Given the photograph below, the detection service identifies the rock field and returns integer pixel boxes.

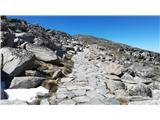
[0,16,160,105]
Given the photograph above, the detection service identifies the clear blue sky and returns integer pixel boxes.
[8,16,160,52]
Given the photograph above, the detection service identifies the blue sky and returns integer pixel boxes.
[8,16,160,52]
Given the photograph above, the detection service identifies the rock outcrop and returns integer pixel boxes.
[0,47,34,76]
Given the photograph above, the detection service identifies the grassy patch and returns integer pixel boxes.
[117,98,129,105]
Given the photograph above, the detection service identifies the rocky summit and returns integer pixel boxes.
[0,16,160,105]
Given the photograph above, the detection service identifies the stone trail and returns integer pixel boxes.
[53,47,120,105]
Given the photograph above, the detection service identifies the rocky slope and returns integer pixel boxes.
[0,16,160,105]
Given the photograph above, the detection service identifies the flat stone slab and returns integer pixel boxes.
[72,96,91,103]
[129,100,160,105]
[0,100,28,105]
[105,75,121,81]
[66,86,94,91]
[58,99,76,105]
[72,89,86,96]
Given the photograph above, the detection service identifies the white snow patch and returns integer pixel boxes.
[5,86,48,102]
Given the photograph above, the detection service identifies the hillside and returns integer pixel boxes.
[0,16,160,105]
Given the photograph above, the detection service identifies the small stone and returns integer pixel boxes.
[58,99,76,105]
[152,90,160,100]
[105,79,125,92]
[103,98,120,105]
[72,96,91,103]
[96,85,109,96]
[72,89,86,96]
[40,99,49,105]
[61,77,74,83]
[134,76,152,84]
[87,98,104,105]
[0,100,28,105]
[48,95,56,105]
[121,73,135,84]
[105,75,121,81]
[66,86,94,91]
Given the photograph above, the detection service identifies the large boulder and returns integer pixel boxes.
[126,83,152,97]
[9,76,46,89]
[105,79,125,92]
[129,63,154,77]
[121,73,135,84]
[0,32,15,47]
[21,43,58,62]
[105,63,124,75]
[15,32,34,43]
[0,47,34,76]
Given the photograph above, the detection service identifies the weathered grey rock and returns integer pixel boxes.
[114,89,127,97]
[48,95,56,105]
[0,89,8,99]
[72,89,86,96]
[133,76,152,84]
[21,43,58,62]
[148,81,160,90]
[60,77,74,83]
[25,70,44,77]
[1,32,15,47]
[152,90,160,100]
[129,63,154,77]
[86,98,105,105]
[56,90,75,99]
[121,73,135,84]
[15,32,34,43]
[86,90,105,99]
[103,98,120,105]
[72,96,91,103]
[0,47,34,76]
[86,90,99,98]
[0,99,28,105]
[129,100,160,105]
[126,83,152,97]
[40,99,49,105]
[96,85,109,96]
[9,76,45,89]
[105,75,121,81]
[58,99,76,105]
[28,98,41,105]
[52,69,64,79]
[105,79,125,92]
[122,96,152,102]
[66,85,94,91]
[105,63,123,75]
